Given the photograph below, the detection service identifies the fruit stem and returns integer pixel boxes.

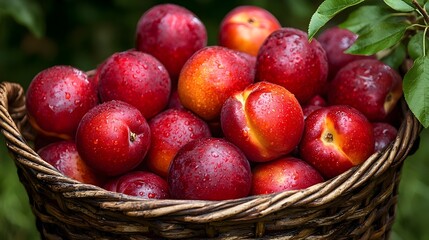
[130,132,137,142]
[413,0,429,25]
[324,133,334,143]
[423,27,428,57]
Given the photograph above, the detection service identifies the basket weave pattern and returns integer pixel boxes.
[0,81,422,239]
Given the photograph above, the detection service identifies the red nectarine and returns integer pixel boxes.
[76,100,151,177]
[221,81,304,162]
[299,105,375,179]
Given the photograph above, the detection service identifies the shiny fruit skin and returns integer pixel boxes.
[255,27,328,104]
[146,108,211,178]
[317,26,375,81]
[38,141,103,186]
[251,157,324,195]
[178,46,255,121]
[221,81,304,162]
[299,105,375,179]
[373,122,398,152]
[327,59,403,122]
[98,50,171,119]
[76,100,151,177]
[168,137,252,200]
[26,65,98,140]
[135,3,207,82]
[114,171,170,199]
[219,5,281,56]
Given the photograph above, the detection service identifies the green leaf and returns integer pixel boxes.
[308,0,365,40]
[384,0,415,12]
[408,31,429,60]
[403,56,429,128]
[345,19,408,55]
[382,43,407,69]
[0,0,45,38]
[340,5,391,33]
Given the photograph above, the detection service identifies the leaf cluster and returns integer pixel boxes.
[309,0,429,128]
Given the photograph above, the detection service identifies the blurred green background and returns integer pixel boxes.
[0,0,428,239]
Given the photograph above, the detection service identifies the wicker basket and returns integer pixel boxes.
[0,80,422,239]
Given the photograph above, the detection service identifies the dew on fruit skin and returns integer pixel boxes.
[202,174,209,182]
[211,151,219,158]
[148,193,156,198]
[217,62,224,69]
[241,129,249,138]
[93,139,99,145]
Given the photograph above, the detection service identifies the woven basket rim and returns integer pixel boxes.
[0,80,423,224]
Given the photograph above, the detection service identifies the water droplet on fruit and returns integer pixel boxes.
[94,139,99,145]
[202,174,209,182]
[142,64,148,69]
[148,193,156,198]
[211,151,219,158]
[241,129,249,138]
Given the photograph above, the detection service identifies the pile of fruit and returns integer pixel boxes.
[26,4,402,201]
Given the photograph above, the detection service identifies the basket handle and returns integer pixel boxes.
[0,81,60,172]
[0,82,28,134]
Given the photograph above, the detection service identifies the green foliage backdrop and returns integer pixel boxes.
[0,0,428,239]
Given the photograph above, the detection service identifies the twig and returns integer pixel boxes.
[413,0,429,24]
